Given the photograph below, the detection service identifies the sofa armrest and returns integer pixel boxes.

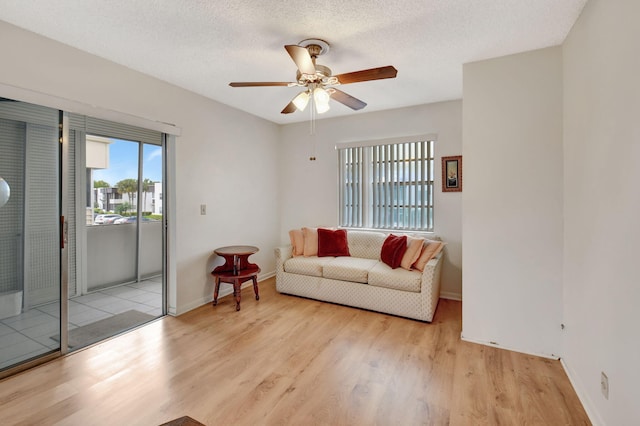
[274,245,293,274]
[419,251,444,321]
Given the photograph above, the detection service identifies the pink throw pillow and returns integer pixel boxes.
[302,227,318,257]
[401,236,425,270]
[289,229,304,257]
[412,240,444,271]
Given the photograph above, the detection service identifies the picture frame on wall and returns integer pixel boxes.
[442,155,462,192]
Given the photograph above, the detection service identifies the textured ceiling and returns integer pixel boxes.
[0,0,587,124]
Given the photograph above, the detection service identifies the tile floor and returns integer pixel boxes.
[0,277,163,371]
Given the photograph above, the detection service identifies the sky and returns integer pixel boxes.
[93,139,162,187]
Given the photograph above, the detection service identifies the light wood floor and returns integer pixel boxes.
[0,278,590,425]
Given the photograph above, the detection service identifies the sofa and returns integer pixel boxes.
[274,228,444,322]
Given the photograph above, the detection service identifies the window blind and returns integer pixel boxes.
[338,138,434,232]
[68,114,162,146]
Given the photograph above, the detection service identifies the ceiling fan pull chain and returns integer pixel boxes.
[309,100,317,161]
[309,94,315,136]
[310,129,317,161]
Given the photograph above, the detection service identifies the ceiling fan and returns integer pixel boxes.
[229,39,397,115]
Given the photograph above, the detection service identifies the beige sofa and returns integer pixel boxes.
[274,229,443,322]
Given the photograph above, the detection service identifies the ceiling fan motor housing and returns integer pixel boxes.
[306,44,323,58]
[299,38,330,56]
[296,63,332,83]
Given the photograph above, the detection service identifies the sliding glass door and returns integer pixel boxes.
[66,115,165,349]
[0,99,62,375]
[0,98,167,374]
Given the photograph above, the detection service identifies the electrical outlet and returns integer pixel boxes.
[601,371,609,399]
[200,204,206,215]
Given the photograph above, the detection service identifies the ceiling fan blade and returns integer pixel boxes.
[334,66,398,84]
[284,45,316,76]
[330,89,367,111]
[281,101,297,114]
[229,82,292,87]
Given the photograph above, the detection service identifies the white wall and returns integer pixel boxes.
[562,0,640,424]
[0,20,281,314]
[6,6,637,423]
[279,100,463,299]
[462,47,564,357]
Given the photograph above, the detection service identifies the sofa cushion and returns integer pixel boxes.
[284,256,334,277]
[381,234,407,269]
[347,230,386,260]
[368,262,422,292]
[322,257,378,283]
[317,228,350,257]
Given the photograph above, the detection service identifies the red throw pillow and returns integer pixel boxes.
[381,234,407,269]
[317,228,350,257]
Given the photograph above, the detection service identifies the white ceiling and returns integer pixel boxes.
[0,0,587,124]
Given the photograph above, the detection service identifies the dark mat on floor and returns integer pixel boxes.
[52,310,155,348]
[159,416,206,426]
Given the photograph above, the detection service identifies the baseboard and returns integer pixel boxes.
[172,296,213,316]
[460,334,560,360]
[172,270,275,316]
[440,291,461,301]
[560,358,603,426]
[259,271,275,281]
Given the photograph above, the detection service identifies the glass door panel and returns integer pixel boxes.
[68,126,164,350]
[0,99,61,373]
[88,137,139,288]
[137,143,163,316]
[0,102,167,369]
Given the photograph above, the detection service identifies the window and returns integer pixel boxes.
[338,137,435,231]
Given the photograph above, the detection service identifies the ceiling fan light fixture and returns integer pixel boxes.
[313,87,331,114]
[229,40,398,118]
[293,91,310,111]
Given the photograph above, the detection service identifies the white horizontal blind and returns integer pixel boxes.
[0,99,59,127]
[0,100,60,299]
[339,139,434,231]
[24,122,60,306]
[67,129,78,298]
[0,119,25,294]
[68,114,162,146]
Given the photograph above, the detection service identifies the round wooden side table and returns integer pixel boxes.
[211,245,260,311]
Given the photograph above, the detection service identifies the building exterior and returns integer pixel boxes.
[85,134,162,221]
[93,185,161,215]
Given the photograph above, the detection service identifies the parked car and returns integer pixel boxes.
[103,215,124,224]
[114,216,153,224]
[94,214,123,225]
